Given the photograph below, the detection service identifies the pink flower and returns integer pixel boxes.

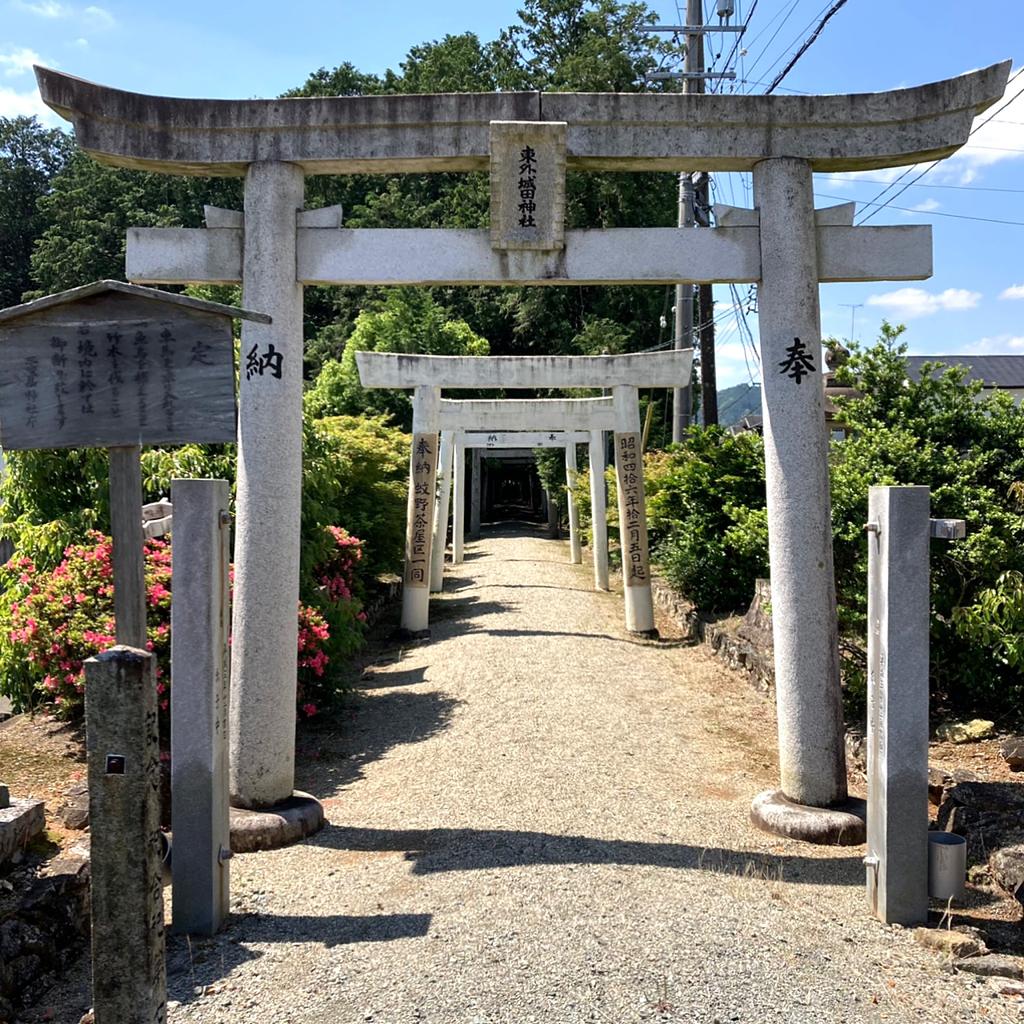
[357,611,367,623]
[302,703,318,717]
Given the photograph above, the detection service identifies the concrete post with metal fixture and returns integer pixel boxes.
[588,430,609,590]
[170,479,232,936]
[84,646,166,1024]
[430,431,455,592]
[401,386,441,636]
[864,486,965,925]
[565,441,582,564]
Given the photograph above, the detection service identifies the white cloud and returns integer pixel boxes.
[12,0,70,16]
[910,197,940,213]
[82,4,114,28]
[866,287,982,319]
[1000,284,1024,300]
[0,84,65,125]
[0,47,42,77]
[73,36,87,47]
[960,334,1024,355]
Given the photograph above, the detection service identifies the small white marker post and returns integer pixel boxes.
[865,485,965,925]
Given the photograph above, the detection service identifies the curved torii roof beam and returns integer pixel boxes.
[34,63,1009,177]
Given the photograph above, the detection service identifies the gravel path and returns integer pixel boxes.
[41,524,1020,1023]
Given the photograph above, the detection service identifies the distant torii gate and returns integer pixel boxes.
[380,387,654,638]
[449,430,600,581]
[36,60,1008,816]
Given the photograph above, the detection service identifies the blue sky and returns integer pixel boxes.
[2,0,1023,388]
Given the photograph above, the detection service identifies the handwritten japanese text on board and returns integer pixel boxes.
[615,431,650,588]
[0,297,236,450]
[405,433,438,588]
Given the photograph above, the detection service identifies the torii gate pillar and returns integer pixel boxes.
[229,161,305,809]
[753,157,847,808]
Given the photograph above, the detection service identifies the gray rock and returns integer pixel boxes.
[990,845,1024,905]
[0,799,44,868]
[1001,735,1024,771]
[928,766,949,806]
[59,780,89,830]
[953,953,1023,979]
[914,927,987,958]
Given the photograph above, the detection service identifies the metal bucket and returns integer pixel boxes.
[928,832,966,901]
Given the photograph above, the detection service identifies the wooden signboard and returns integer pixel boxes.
[0,285,240,450]
[0,281,268,648]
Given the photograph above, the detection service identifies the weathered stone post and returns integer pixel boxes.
[170,479,231,936]
[612,386,656,635]
[865,486,930,925]
[752,157,847,809]
[588,430,609,590]
[453,434,466,564]
[230,161,305,810]
[84,646,166,1024]
[565,441,582,564]
[430,431,455,592]
[401,385,441,635]
[470,449,482,540]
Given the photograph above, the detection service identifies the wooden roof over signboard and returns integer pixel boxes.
[0,280,270,325]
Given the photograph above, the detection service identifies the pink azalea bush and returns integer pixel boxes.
[2,532,171,717]
[1,525,365,721]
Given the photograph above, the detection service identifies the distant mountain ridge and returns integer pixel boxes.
[711,383,762,427]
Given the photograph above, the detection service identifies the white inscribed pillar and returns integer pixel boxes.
[612,386,656,634]
[430,431,455,592]
[753,156,846,807]
[588,430,609,590]
[401,386,441,635]
[452,435,466,564]
[565,441,582,564]
[229,161,305,810]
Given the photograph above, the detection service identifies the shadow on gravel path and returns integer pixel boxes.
[305,823,863,886]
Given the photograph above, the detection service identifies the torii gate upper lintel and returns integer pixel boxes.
[36,60,1010,816]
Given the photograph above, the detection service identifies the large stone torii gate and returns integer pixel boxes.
[35,62,1009,817]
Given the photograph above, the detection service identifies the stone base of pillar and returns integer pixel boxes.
[750,789,865,846]
[627,627,660,640]
[394,627,431,642]
[229,792,324,853]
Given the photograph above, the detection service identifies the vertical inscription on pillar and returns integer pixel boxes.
[489,121,567,251]
[406,433,438,588]
[615,432,650,587]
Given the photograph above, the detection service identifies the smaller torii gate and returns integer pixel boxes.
[354,361,690,637]
[437,429,607,591]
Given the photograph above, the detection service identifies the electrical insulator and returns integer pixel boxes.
[716,0,735,18]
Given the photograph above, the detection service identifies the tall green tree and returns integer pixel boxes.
[0,117,72,308]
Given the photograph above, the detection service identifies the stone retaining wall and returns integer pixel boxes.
[0,848,90,1021]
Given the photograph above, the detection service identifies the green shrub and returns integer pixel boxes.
[647,427,768,611]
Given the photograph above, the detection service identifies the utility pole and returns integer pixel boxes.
[649,1,739,436]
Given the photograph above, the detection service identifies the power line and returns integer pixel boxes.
[764,0,850,94]
[857,65,1024,224]
[816,192,1024,227]
[826,176,1024,194]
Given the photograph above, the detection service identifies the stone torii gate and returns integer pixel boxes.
[35,61,1009,819]
[394,392,637,637]
[452,430,600,579]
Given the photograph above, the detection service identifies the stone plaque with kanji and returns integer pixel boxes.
[0,285,238,450]
[405,433,439,588]
[489,120,567,252]
[615,431,650,588]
